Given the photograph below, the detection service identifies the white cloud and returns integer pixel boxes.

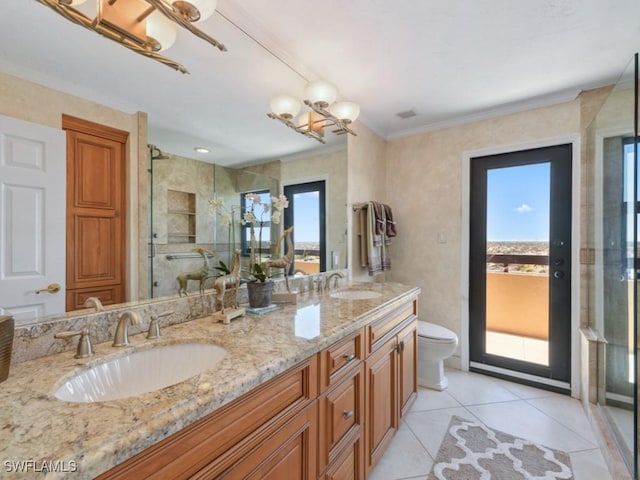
[514,204,533,213]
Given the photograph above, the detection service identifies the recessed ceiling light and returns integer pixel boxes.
[194,147,209,153]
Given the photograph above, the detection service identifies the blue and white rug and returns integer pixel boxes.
[428,416,574,480]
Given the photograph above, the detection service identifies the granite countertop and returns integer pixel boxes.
[0,282,419,479]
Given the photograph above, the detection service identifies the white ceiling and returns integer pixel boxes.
[1,1,639,166]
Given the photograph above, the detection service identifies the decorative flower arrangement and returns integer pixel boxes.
[242,193,289,282]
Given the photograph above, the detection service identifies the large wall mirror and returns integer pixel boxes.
[0,3,350,326]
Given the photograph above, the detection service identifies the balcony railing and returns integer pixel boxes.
[485,254,549,341]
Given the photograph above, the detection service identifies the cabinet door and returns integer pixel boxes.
[200,402,317,480]
[365,336,397,475]
[398,322,418,421]
[319,363,364,473]
[322,434,364,480]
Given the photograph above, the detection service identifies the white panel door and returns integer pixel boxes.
[0,114,66,323]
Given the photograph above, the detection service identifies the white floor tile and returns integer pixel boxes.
[411,386,461,412]
[368,423,433,480]
[570,449,614,480]
[489,376,563,400]
[466,400,597,452]
[444,370,520,405]
[527,395,598,445]
[404,406,480,458]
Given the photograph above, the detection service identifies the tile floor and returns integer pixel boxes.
[369,369,614,480]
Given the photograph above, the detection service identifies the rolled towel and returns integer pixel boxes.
[384,204,397,237]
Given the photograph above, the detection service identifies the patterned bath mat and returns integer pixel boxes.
[428,416,574,480]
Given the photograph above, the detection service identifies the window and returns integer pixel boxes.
[283,181,326,273]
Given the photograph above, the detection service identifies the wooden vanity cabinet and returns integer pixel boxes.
[99,297,418,480]
[318,328,366,480]
[364,301,418,476]
[98,356,318,480]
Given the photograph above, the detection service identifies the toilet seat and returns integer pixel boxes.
[417,321,457,343]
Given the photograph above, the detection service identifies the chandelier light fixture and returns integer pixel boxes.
[267,80,360,143]
[37,0,226,74]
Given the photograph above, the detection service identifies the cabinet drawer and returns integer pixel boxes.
[367,300,416,354]
[98,356,318,480]
[320,328,364,390]
[321,433,364,480]
[319,363,365,472]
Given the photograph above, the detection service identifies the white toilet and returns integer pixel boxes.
[417,321,458,391]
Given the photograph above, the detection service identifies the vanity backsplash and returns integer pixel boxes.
[10,271,346,365]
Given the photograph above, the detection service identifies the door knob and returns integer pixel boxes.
[35,283,61,294]
[553,271,564,279]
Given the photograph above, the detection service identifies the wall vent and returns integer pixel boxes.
[396,109,417,119]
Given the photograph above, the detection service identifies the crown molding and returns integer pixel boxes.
[385,87,583,141]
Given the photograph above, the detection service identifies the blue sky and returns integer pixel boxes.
[291,191,320,242]
[486,162,550,242]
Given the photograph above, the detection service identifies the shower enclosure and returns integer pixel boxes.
[147,149,278,299]
[590,54,638,478]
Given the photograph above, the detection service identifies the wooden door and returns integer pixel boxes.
[365,337,397,475]
[63,115,127,311]
[0,114,66,320]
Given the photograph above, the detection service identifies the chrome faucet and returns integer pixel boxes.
[113,311,141,347]
[83,296,104,312]
[313,276,324,293]
[55,325,94,359]
[325,272,345,291]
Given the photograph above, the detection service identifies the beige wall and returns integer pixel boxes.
[348,122,387,282]
[281,148,348,271]
[384,100,580,351]
[0,72,147,301]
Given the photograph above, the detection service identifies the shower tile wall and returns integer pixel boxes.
[152,154,215,297]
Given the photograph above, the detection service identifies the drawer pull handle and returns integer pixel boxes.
[343,353,356,362]
[343,410,354,420]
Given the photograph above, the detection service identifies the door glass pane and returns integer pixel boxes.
[485,163,550,366]
[291,191,320,274]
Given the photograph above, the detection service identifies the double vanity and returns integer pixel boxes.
[1,282,420,479]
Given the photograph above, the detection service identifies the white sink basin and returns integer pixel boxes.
[330,290,382,300]
[54,343,226,403]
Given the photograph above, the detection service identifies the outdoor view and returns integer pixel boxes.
[485,162,551,366]
[290,191,321,274]
[242,190,321,274]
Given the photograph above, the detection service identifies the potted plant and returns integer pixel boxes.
[242,193,289,308]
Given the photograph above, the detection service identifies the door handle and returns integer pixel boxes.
[35,283,61,294]
[553,271,565,279]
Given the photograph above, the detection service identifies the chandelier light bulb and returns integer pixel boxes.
[66,0,88,5]
[188,0,218,22]
[304,80,337,108]
[329,101,360,123]
[147,10,177,52]
[270,95,302,120]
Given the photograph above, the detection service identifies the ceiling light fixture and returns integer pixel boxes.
[37,0,227,74]
[194,147,209,153]
[267,80,360,144]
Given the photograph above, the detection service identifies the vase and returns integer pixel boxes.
[247,281,273,308]
[0,315,14,383]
